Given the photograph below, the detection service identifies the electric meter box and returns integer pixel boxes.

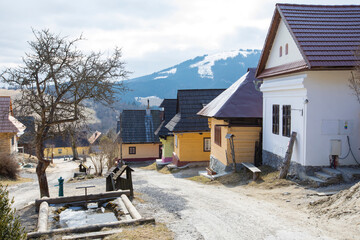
[330,139,342,156]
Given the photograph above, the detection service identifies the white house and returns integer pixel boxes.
[256,4,360,176]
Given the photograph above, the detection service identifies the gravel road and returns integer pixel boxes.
[10,161,356,240]
[132,167,336,240]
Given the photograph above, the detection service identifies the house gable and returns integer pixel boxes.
[265,19,304,69]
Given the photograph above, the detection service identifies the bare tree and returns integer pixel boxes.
[1,29,128,197]
[349,48,360,103]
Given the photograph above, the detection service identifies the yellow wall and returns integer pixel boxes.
[174,132,210,162]
[210,118,261,166]
[44,146,90,157]
[121,143,161,159]
[0,132,16,155]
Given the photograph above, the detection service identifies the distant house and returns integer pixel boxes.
[165,89,225,167]
[88,131,102,153]
[0,96,26,155]
[117,106,162,162]
[198,68,262,173]
[154,99,177,165]
[256,4,360,176]
[44,132,90,158]
[17,116,36,155]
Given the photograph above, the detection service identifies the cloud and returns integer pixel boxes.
[1,0,360,79]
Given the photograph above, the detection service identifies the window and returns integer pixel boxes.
[279,46,283,57]
[285,43,288,55]
[203,138,211,152]
[214,125,221,146]
[129,147,136,155]
[58,149,62,154]
[175,135,178,148]
[282,105,291,137]
[11,136,15,146]
[272,105,279,135]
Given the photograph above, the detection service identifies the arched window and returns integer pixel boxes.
[279,46,283,57]
[285,43,288,55]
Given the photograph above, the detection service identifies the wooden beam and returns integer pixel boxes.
[279,132,297,179]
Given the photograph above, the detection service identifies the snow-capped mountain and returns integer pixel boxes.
[121,49,261,104]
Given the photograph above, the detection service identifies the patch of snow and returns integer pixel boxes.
[135,96,163,106]
[161,68,177,75]
[190,49,257,79]
[154,76,168,80]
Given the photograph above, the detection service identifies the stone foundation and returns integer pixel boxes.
[209,155,242,174]
[263,150,329,180]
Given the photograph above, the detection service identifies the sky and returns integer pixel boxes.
[1,0,359,79]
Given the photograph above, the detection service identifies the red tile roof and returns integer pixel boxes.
[257,4,360,78]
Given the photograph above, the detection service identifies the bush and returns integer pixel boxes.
[0,184,26,240]
[0,154,20,180]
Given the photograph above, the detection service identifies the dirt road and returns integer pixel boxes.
[132,167,354,240]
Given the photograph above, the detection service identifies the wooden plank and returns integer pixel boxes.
[241,162,261,173]
[27,218,155,239]
[35,190,130,212]
[62,229,123,240]
[279,132,297,179]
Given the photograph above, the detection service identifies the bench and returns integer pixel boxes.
[241,162,261,180]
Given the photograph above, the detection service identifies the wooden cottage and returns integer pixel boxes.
[0,96,25,155]
[154,99,177,166]
[198,68,263,173]
[256,4,360,178]
[117,107,162,162]
[165,89,224,167]
[44,132,90,158]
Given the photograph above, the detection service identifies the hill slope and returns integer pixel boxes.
[121,49,261,104]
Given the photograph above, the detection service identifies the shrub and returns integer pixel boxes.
[0,184,26,240]
[0,154,20,180]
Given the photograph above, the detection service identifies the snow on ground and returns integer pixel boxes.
[190,49,258,79]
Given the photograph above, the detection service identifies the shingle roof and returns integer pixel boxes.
[257,4,360,78]
[119,110,162,143]
[45,132,90,148]
[198,68,262,119]
[155,99,177,136]
[0,96,25,133]
[165,89,225,132]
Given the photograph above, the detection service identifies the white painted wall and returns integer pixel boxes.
[261,70,360,167]
[261,74,307,166]
[304,70,360,166]
[265,19,304,69]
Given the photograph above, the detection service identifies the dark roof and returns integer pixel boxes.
[198,68,262,119]
[44,132,90,148]
[155,99,177,136]
[165,89,225,132]
[256,4,360,78]
[119,110,162,143]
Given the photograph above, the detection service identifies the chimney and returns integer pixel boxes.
[146,99,150,115]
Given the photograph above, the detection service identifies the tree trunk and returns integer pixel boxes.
[35,133,50,198]
[71,135,79,160]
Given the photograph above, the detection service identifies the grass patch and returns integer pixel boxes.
[105,223,174,240]
[187,175,213,184]
[133,192,146,203]
[140,162,157,170]
[0,177,33,186]
[247,165,294,189]
[67,174,99,183]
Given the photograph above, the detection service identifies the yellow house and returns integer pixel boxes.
[0,96,26,155]
[165,89,225,167]
[43,132,90,158]
[198,68,263,173]
[117,107,162,162]
[155,99,177,166]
